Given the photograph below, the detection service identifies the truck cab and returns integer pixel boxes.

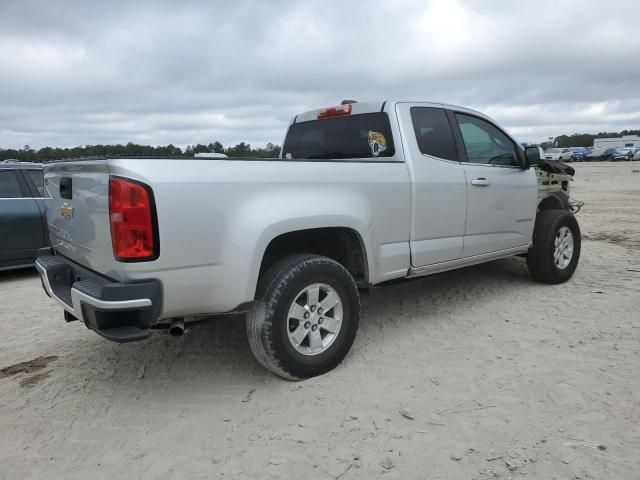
[284,101,540,268]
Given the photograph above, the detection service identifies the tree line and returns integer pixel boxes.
[0,141,281,162]
[3,127,639,162]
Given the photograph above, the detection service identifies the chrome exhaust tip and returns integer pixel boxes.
[169,318,185,337]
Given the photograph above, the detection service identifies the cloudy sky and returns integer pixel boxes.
[1,0,639,149]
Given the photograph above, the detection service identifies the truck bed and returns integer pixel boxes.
[43,156,412,319]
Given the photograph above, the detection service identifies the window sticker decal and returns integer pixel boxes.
[368,131,387,157]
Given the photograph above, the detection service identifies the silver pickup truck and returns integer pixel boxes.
[36,100,580,379]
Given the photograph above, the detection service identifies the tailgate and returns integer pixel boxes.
[44,161,114,272]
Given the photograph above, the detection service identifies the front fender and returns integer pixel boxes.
[539,191,570,211]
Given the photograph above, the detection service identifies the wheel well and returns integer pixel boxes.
[259,228,369,287]
[538,192,569,212]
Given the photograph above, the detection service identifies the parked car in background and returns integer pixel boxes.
[619,148,636,161]
[544,148,563,160]
[583,148,606,161]
[633,148,640,161]
[0,163,50,271]
[602,148,629,161]
[561,147,588,162]
[558,148,573,162]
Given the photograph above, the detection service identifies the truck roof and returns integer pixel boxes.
[0,162,43,169]
[293,100,490,124]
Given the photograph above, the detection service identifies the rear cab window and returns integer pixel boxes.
[282,112,396,160]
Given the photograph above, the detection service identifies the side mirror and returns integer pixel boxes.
[524,146,542,169]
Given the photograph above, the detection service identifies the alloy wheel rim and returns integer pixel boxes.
[286,283,343,356]
[554,226,574,270]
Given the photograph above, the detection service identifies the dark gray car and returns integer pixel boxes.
[0,162,50,271]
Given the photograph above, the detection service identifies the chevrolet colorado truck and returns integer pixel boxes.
[36,100,581,379]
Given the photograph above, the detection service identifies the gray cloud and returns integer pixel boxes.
[1,0,639,149]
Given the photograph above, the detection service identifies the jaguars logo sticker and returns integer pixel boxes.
[368,131,387,157]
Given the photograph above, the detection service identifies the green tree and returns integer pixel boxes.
[208,141,224,153]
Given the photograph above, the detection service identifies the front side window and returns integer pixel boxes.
[410,107,458,161]
[455,114,519,167]
[282,112,395,160]
[0,170,24,198]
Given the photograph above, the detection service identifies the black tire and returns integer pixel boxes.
[246,254,360,380]
[527,209,581,284]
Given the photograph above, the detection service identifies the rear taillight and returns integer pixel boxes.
[317,104,352,119]
[109,176,159,261]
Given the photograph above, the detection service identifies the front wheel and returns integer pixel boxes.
[527,209,581,284]
[246,254,360,380]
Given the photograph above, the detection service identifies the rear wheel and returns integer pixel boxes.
[246,254,360,379]
[527,209,581,284]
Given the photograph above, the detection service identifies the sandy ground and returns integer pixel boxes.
[1,162,639,480]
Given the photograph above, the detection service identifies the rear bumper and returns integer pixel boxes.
[35,253,162,343]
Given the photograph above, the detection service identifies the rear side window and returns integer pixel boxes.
[26,170,46,197]
[0,170,23,198]
[282,112,395,159]
[410,107,458,161]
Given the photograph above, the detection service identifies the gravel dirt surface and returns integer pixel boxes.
[1,162,639,479]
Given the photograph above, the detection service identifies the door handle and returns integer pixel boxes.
[471,177,491,187]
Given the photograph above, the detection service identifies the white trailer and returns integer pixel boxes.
[593,136,640,149]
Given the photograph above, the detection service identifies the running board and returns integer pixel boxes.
[407,245,530,278]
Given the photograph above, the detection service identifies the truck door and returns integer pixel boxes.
[0,169,45,264]
[449,111,538,257]
[395,103,467,267]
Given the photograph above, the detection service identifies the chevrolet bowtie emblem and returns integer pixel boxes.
[60,202,74,220]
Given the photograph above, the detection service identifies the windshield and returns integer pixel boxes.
[282,112,396,160]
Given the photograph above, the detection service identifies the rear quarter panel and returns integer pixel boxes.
[107,158,411,317]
